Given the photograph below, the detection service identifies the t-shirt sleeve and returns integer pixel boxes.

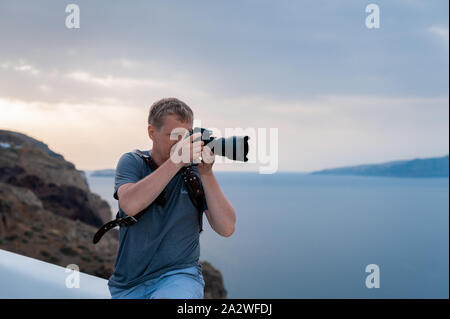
[113,152,143,200]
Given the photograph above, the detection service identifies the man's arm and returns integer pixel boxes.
[118,159,182,217]
[119,132,203,216]
[199,171,236,237]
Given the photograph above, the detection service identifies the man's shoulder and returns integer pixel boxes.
[119,149,150,163]
[113,150,151,199]
[116,150,152,174]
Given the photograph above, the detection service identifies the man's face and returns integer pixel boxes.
[148,114,193,161]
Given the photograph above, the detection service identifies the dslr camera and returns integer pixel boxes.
[188,127,249,162]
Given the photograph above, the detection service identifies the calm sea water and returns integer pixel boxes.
[86,173,449,298]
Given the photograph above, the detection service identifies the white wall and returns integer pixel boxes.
[0,249,111,299]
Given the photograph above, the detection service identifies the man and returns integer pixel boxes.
[108,97,236,299]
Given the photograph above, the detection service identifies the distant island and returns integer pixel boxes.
[88,169,115,177]
[312,155,449,178]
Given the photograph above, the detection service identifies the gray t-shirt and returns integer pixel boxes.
[108,150,207,289]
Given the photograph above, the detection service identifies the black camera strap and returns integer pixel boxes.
[93,149,205,244]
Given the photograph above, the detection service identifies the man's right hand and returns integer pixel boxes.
[169,131,204,168]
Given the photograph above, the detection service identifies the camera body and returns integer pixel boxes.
[188,127,249,162]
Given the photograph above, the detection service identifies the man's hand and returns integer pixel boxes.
[198,145,215,176]
[198,147,235,237]
[169,132,203,168]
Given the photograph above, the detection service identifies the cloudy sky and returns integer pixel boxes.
[0,0,448,172]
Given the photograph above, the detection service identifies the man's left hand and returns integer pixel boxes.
[198,144,215,176]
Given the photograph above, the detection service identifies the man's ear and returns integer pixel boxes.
[148,124,155,141]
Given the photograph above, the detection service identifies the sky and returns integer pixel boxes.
[0,0,448,172]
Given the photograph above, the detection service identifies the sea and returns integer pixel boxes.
[86,172,449,298]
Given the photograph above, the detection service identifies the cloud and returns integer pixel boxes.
[0,57,211,107]
[428,26,449,47]
[14,64,40,75]
[0,1,448,99]
[66,71,166,89]
[117,58,139,69]
[0,60,40,75]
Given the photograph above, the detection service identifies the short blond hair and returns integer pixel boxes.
[148,97,194,129]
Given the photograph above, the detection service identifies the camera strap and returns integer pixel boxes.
[93,149,205,244]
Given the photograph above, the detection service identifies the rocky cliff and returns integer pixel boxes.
[0,129,227,298]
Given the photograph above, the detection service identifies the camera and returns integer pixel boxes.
[189,127,249,162]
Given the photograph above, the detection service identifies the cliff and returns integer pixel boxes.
[0,130,112,226]
[0,129,227,298]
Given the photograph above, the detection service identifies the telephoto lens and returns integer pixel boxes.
[190,127,249,162]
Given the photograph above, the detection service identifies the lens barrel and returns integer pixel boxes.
[191,127,249,162]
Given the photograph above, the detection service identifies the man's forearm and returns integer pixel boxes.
[200,171,236,237]
[120,159,182,216]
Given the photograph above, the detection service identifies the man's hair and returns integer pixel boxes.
[148,97,194,129]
